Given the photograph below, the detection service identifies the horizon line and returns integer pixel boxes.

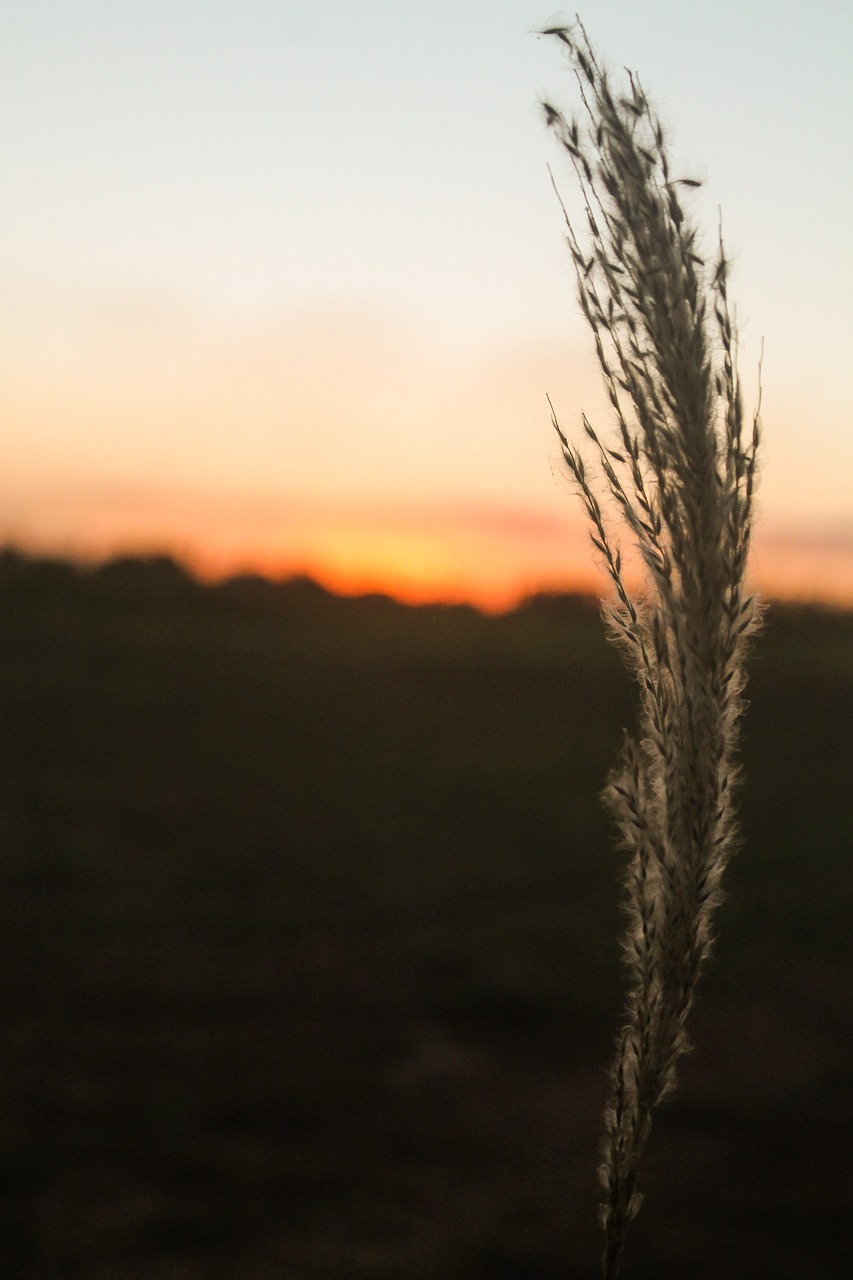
[3,541,851,619]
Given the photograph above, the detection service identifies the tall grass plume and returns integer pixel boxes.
[540,20,761,1277]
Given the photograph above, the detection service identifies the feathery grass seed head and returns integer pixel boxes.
[541,21,761,1278]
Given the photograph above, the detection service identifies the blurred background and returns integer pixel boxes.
[2,0,852,606]
[1,2,852,1276]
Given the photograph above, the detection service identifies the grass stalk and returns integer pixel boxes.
[540,20,761,1277]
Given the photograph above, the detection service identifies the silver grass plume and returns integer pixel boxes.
[540,21,761,1278]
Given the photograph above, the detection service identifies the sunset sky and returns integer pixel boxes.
[2,0,851,608]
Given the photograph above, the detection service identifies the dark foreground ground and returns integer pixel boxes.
[0,550,850,1279]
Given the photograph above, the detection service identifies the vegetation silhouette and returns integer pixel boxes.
[542,20,762,1273]
[0,548,850,1276]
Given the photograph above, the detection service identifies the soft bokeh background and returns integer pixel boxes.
[2,0,852,606]
[3,8,853,1276]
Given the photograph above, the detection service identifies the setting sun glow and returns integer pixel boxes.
[2,2,850,609]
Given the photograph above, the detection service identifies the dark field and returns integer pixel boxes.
[0,550,851,1279]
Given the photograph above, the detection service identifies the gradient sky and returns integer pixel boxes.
[2,0,852,606]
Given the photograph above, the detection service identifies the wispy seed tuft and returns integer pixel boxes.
[540,19,762,1279]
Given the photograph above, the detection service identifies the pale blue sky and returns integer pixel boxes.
[2,0,851,600]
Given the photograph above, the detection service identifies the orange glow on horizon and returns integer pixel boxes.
[190,544,853,614]
[189,500,853,610]
[7,511,852,615]
[178,523,604,613]
[3,475,850,614]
